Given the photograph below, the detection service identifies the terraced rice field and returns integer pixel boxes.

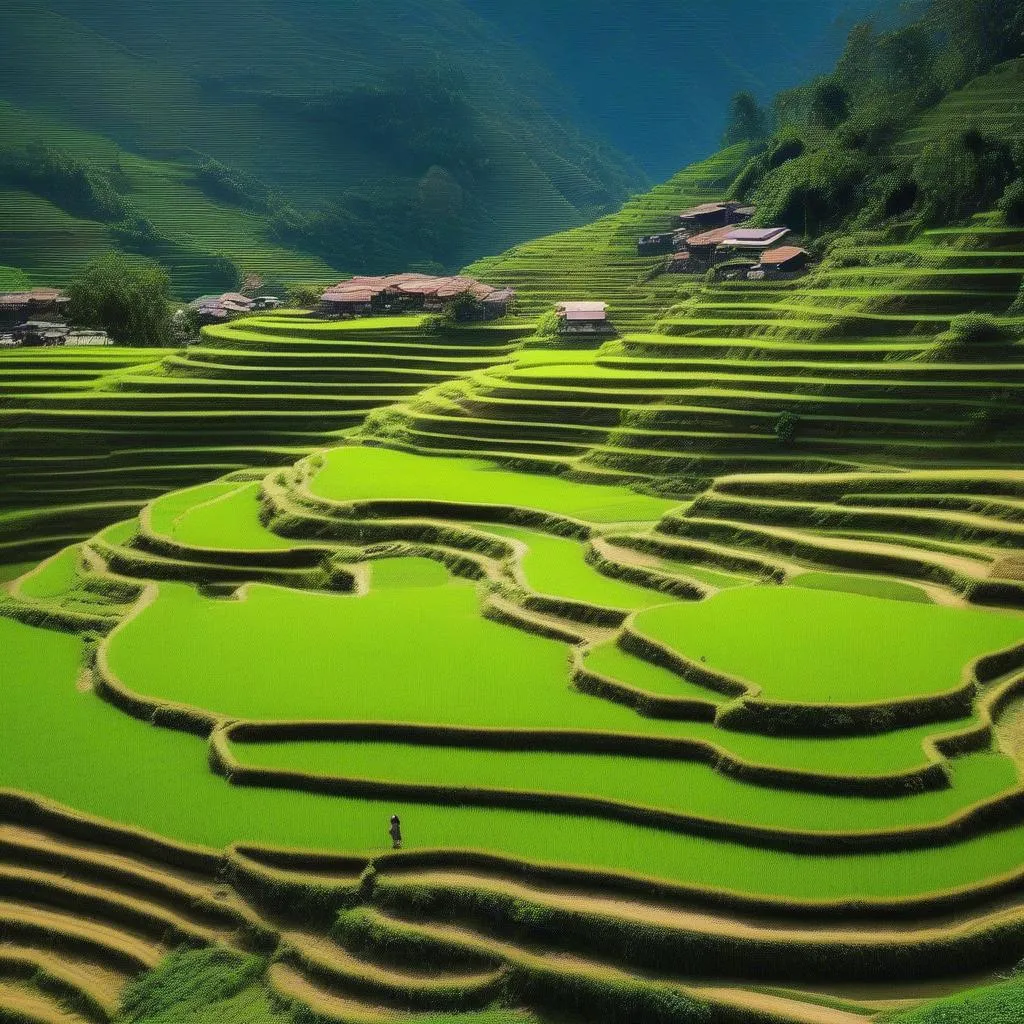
[3,80,1024,1020]
[0,315,532,562]
[2,427,1024,1023]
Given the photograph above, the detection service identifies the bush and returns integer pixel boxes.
[193,157,274,211]
[425,292,488,332]
[774,411,800,444]
[929,312,1010,359]
[750,145,869,235]
[534,310,561,339]
[998,178,1024,226]
[912,128,1015,226]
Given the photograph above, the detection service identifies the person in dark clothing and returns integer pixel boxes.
[389,814,402,850]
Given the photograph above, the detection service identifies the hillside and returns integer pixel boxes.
[0,0,646,296]
[2,10,1024,1024]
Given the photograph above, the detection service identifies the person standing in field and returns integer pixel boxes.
[389,814,402,850]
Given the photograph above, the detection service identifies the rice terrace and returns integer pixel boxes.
[3,2,1024,1023]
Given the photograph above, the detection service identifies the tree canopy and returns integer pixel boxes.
[67,253,174,347]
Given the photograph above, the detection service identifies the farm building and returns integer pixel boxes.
[718,227,791,252]
[755,245,810,276]
[319,275,515,319]
[190,292,256,324]
[12,321,70,346]
[0,289,69,330]
[637,232,677,256]
[683,226,791,268]
[554,301,614,335]
[673,201,753,231]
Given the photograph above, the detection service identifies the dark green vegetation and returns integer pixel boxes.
[0,0,647,294]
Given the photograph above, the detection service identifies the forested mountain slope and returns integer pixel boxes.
[0,0,645,295]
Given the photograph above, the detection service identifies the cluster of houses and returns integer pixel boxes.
[637,201,810,280]
[0,289,111,348]
[188,292,282,325]
[319,274,515,319]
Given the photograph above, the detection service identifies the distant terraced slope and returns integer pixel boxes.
[464,146,748,329]
[369,217,1024,484]
[0,316,531,562]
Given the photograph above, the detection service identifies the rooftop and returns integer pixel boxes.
[759,245,809,265]
[721,227,791,248]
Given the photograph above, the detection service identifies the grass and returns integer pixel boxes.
[13,544,81,599]
[631,587,1023,704]
[105,579,675,732]
[148,481,295,552]
[308,447,678,523]
[881,974,1024,1023]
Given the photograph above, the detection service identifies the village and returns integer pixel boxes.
[637,200,810,280]
[0,204,806,348]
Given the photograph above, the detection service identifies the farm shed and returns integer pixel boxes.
[756,245,810,275]
[673,201,752,231]
[555,300,614,334]
[0,288,69,330]
[718,227,791,252]
[320,275,514,319]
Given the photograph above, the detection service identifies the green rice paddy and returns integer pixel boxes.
[631,588,1022,704]
[8,610,1024,901]
[308,447,679,523]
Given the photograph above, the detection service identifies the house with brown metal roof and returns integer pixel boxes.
[754,245,810,276]
[683,226,792,269]
[673,201,752,231]
[0,288,69,330]
[319,275,514,319]
[554,301,614,335]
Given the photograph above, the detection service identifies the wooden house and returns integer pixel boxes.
[0,289,69,330]
[755,246,810,277]
[320,275,514,319]
[673,201,752,232]
[555,301,613,334]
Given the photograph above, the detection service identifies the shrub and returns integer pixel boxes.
[533,310,561,339]
[425,292,488,332]
[193,157,274,211]
[774,412,800,443]
[998,178,1024,226]
[287,283,324,308]
[929,312,1010,360]
[912,127,1015,226]
[750,145,869,235]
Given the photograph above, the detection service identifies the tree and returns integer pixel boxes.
[722,92,768,148]
[809,77,850,131]
[67,253,173,346]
